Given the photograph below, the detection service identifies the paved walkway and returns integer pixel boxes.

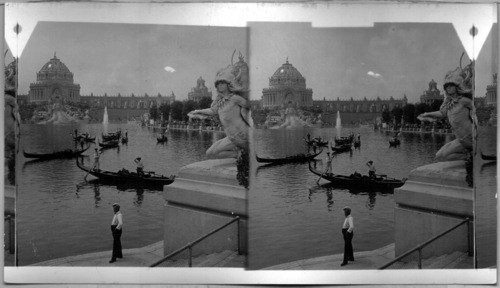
[29,239,394,269]
[263,243,395,270]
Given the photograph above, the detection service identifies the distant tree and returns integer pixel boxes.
[182,100,197,122]
[402,104,416,124]
[414,102,430,123]
[170,101,184,121]
[390,106,403,125]
[198,97,212,110]
[430,99,443,112]
[381,109,391,123]
[159,103,170,122]
[149,104,159,122]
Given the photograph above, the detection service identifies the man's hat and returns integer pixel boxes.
[343,206,351,211]
[112,203,120,208]
[368,160,373,164]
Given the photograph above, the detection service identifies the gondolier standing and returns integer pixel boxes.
[340,206,354,266]
[134,157,144,176]
[109,203,123,263]
[366,160,376,179]
[93,148,100,170]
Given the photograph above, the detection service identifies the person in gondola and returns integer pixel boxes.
[307,132,311,142]
[340,206,354,266]
[366,160,376,179]
[93,148,100,171]
[125,129,128,139]
[109,203,123,263]
[134,157,144,176]
[357,133,361,142]
[74,128,78,138]
[312,142,318,154]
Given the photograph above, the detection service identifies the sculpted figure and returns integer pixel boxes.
[418,55,474,162]
[4,54,20,185]
[188,51,250,158]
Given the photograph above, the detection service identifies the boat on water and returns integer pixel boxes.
[303,138,328,147]
[102,131,121,141]
[23,145,90,160]
[331,143,352,154]
[99,140,120,149]
[389,138,401,147]
[256,149,322,164]
[308,162,406,191]
[335,135,354,146]
[157,135,168,143]
[76,161,176,187]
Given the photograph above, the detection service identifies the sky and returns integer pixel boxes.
[249,22,497,103]
[15,22,247,99]
[8,2,497,104]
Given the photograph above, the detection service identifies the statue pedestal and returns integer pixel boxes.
[394,161,473,258]
[163,159,247,258]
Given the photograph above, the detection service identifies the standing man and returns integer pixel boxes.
[109,203,123,263]
[134,157,144,176]
[341,206,354,266]
[93,148,100,170]
[366,160,376,179]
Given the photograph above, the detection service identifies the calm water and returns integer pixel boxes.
[16,123,223,265]
[248,126,490,269]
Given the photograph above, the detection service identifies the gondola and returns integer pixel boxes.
[256,149,322,164]
[157,135,168,143]
[481,152,496,161]
[99,140,120,149]
[331,143,352,154]
[389,138,401,147]
[335,135,354,146]
[23,145,90,160]
[102,131,121,141]
[76,161,176,187]
[308,161,406,191]
[303,138,328,147]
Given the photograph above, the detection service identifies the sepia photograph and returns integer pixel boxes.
[3,1,497,285]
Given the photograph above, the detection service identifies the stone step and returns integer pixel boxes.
[392,251,469,269]
[426,251,464,269]
[195,250,236,267]
[158,250,238,267]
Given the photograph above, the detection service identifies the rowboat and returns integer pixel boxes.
[23,145,90,160]
[157,135,168,143]
[389,139,401,147]
[102,131,121,141]
[331,143,352,154]
[99,140,119,149]
[308,162,406,191]
[335,135,354,146]
[76,161,176,187]
[256,150,322,164]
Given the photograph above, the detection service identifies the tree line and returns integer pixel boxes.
[148,97,213,123]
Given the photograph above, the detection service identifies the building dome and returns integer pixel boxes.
[269,58,306,89]
[36,53,74,83]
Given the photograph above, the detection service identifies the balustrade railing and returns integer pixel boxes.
[379,218,472,269]
[150,216,241,267]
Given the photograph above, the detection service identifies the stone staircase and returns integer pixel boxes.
[392,251,473,269]
[158,250,244,268]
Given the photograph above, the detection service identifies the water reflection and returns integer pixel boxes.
[134,188,144,207]
[308,182,386,211]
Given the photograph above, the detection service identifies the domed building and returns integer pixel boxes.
[187,76,212,102]
[28,53,81,104]
[262,58,313,108]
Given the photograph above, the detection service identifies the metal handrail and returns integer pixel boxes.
[379,217,471,269]
[149,216,240,267]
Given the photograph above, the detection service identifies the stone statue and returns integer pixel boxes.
[418,53,474,186]
[4,53,20,185]
[188,51,250,159]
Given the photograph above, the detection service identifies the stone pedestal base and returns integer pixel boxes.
[163,159,247,259]
[394,161,473,258]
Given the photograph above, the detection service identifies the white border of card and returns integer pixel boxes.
[2,1,497,285]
